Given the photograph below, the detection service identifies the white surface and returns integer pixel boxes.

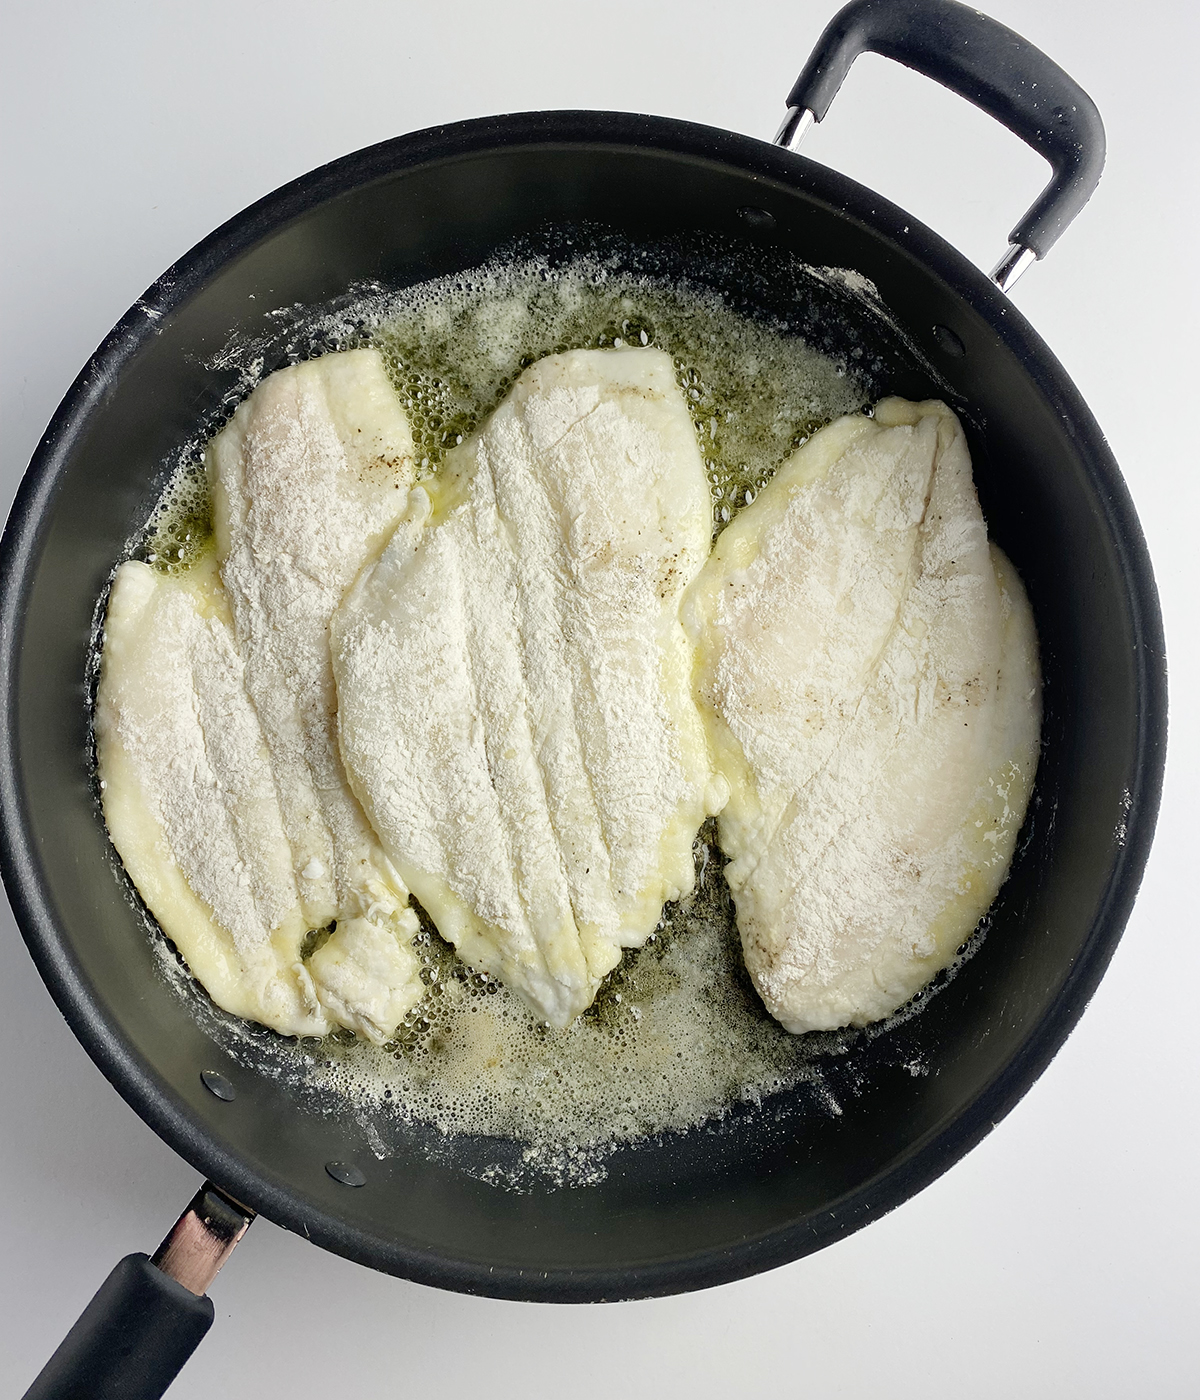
[2,0,1197,1394]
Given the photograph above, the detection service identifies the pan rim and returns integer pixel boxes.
[0,108,1168,1301]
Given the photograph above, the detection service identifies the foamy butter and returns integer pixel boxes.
[301,822,832,1156]
[129,253,873,1174]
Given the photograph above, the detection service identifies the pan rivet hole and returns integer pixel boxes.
[932,324,966,358]
[737,206,776,229]
[200,1070,236,1102]
[326,1161,366,1188]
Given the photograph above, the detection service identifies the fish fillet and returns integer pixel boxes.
[684,398,1041,1033]
[96,557,327,1034]
[97,350,424,1041]
[333,347,720,1028]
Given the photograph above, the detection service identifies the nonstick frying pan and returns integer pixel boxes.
[0,2,1166,1396]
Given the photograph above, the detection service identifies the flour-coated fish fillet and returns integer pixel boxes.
[97,350,425,1041]
[684,397,1041,1033]
[96,557,328,1035]
[333,347,720,1027]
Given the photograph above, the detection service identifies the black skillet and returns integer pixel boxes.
[0,2,1166,1396]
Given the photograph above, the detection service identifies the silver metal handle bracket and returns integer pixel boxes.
[990,242,1038,293]
[150,1182,254,1297]
[773,106,816,151]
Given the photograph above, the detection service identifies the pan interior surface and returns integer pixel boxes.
[0,117,1164,1300]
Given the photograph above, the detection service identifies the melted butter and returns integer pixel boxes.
[301,821,821,1151]
[141,462,213,574]
[370,260,864,536]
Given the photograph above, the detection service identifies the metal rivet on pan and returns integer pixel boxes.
[201,1070,237,1102]
[932,324,966,358]
[737,206,776,229]
[325,1161,366,1187]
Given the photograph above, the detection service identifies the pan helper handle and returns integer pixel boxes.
[22,1183,253,1400]
[775,0,1106,289]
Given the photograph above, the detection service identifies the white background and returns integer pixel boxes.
[2,0,1197,1394]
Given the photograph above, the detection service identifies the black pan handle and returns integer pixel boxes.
[777,0,1106,286]
[22,1254,214,1400]
[23,1183,253,1400]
